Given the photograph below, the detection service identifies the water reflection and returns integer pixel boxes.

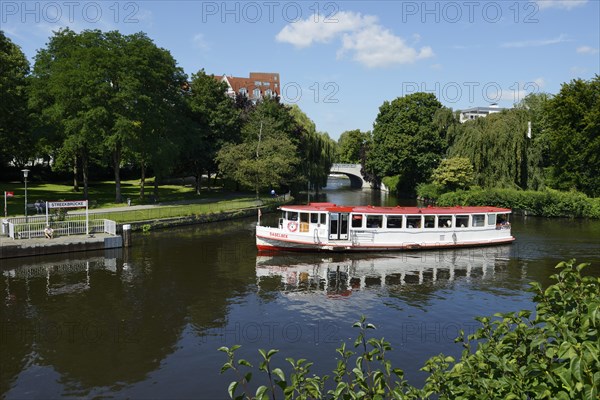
[256,246,513,302]
[256,245,520,307]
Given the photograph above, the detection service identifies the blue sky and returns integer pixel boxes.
[2,0,599,139]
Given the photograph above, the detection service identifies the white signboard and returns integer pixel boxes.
[48,200,88,208]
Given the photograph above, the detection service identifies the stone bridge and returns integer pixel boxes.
[329,164,388,191]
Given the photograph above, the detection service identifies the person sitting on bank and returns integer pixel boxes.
[44,225,54,239]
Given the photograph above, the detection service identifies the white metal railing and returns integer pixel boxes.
[8,214,83,225]
[7,219,118,240]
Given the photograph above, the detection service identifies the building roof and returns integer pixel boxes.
[279,203,512,215]
[216,72,280,98]
[460,106,506,114]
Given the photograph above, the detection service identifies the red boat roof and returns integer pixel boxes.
[279,203,511,214]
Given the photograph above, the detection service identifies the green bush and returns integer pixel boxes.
[415,182,444,200]
[381,176,400,194]
[219,260,599,399]
[437,188,599,218]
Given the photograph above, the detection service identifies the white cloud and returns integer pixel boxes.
[192,33,210,50]
[337,25,433,68]
[276,11,433,68]
[536,0,588,10]
[276,11,374,48]
[501,34,570,48]
[576,45,599,54]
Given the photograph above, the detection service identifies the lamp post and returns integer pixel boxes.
[22,169,29,223]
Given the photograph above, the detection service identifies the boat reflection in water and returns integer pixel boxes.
[256,246,512,297]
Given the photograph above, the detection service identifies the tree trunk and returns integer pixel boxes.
[195,170,202,195]
[113,145,122,203]
[139,162,146,201]
[73,155,80,192]
[153,175,159,203]
[82,153,89,200]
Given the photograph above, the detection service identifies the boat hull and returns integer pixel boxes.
[256,226,515,253]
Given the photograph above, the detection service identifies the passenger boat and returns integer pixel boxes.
[256,203,514,252]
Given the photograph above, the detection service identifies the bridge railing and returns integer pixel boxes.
[331,163,359,169]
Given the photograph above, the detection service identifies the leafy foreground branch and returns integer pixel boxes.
[219,260,599,399]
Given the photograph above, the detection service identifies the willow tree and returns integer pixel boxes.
[289,105,336,194]
[449,108,544,189]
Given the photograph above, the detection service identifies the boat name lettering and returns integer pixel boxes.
[270,232,288,239]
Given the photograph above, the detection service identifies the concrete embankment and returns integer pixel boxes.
[0,234,122,259]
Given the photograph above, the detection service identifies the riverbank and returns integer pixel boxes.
[1,196,291,259]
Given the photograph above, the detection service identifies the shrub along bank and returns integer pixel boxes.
[434,188,600,219]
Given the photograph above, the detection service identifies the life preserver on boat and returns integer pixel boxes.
[288,221,298,232]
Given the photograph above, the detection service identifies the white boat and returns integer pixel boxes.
[256,202,515,252]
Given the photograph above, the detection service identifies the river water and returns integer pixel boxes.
[2,177,599,398]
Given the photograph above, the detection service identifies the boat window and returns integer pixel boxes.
[496,213,510,229]
[487,214,497,225]
[287,211,298,221]
[352,214,363,228]
[386,215,403,228]
[300,213,309,223]
[366,215,383,228]
[438,216,452,228]
[473,214,485,227]
[456,215,469,228]
[310,213,319,223]
[424,215,435,228]
[320,214,327,224]
[406,216,421,228]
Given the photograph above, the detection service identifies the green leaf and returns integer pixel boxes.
[255,385,268,400]
[238,359,252,368]
[227,381,238,399]
[272,368,286,382]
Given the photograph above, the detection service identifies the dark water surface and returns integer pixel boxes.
[2,178,599,398]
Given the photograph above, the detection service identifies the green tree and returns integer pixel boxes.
[0,31,32,167]
[216,112,299,197]
[365,92,447,194]
[30,29,186,202]
[337,129,369,164]
[544,76,600,197]
[431,157,474,191]
[182,70,240,194]
[29,28,105,198]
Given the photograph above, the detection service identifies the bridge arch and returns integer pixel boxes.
[329,164,388,191]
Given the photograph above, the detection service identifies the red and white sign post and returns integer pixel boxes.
[4,191,14,218]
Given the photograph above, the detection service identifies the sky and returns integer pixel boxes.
[2,0,599,140]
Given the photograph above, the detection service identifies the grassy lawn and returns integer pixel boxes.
[1,179,267,218]
[92,198,265,223]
